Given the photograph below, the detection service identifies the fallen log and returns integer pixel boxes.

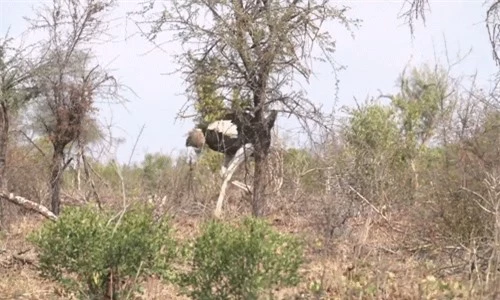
[0,191,57,222]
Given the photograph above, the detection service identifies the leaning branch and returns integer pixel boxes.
[0,191,58,221]
[487,0,500,65]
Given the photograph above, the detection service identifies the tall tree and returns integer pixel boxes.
[0,35,38,190]
[0,34,39,227]
[135,0,358,216]
[26,0,120,215]
[390,65,452,191]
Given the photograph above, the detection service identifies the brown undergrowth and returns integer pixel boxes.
[0,202,492,300]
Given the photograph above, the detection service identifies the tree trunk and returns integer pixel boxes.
[50,144,65,215]
[252,119,271,217]
[252,151,267,217]
[0,103,9,229]
[0,104,9,190]
[76,150,82,191]
[250,76,270,217]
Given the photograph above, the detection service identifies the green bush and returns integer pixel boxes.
[29,204,176,299]
[141,152,173,191]
[178,217,304,300]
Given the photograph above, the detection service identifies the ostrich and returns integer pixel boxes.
[185,109,278,217]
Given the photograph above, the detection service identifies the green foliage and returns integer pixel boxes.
[91,160,143,194]
[343,102,403,170]
[230,86,252,112]
[192,57,253,128]
[283,148,322,192]
[93,161,122,186]
[426,108,500,243]
[141,152,173,190]
[342,101,411,204]
[468,110,500,166]
[193,57,228,126]
[29,204,176,299]
[343,64,451,164]
[340,64,453,205]
[178,218,304,300]
[284,148,313,171]
[391,64,451,153]
[0,36,35,113]
[196,149,224,173]
[344,103,400,154]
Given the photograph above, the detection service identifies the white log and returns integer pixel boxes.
[0,191,57,222]
[231,180,252,193]
[214,144,253,218]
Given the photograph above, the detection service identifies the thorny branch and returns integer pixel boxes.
[400,0,500,67]
[398,0,430,37]
[131,0,359,134]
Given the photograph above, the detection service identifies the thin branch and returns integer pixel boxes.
[127,124,146,166]
[487,0,500,65]
[460,187,494,214]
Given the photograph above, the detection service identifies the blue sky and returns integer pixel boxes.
[1,0,498,163]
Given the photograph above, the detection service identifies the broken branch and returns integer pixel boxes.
[0,191,57,221]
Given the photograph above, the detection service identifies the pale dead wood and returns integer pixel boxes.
[231,180,252,194]
[214,143,254,219]
[0,191,57,222]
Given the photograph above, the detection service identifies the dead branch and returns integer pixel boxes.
[12,254,36,266]
[348,185,405,234]
[487,1,500,66]
[127,124,146,166]
[0,191,57,221]
[398,0,430,36]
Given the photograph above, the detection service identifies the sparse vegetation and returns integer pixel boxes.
[2,0,500,299]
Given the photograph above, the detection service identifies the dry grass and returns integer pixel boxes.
[0,206,491,300]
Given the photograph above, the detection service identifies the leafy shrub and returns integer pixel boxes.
[141,152,173,191]
[178,217,304,300]
[283,148,322,192]
[29,204,176,299]
[197,149,224,174]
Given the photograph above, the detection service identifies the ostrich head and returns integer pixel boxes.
[185,128,205,154]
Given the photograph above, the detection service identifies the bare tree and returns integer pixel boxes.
[26,0,120,215]
[134,0,359,216]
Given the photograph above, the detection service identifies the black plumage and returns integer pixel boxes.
[186,109,278,170]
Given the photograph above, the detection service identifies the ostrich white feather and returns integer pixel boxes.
[207,120,238,138]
